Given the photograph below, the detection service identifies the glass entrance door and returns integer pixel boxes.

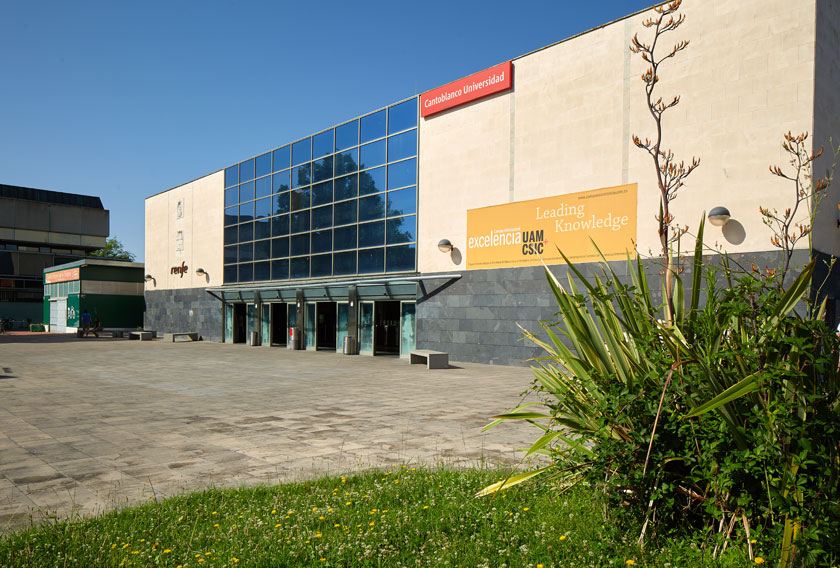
[359,301,374,355]
[261,304,271,345]
[224,304,233,343]
[304,303,316,350]
[337,303,350,353]
[400,302,416,357]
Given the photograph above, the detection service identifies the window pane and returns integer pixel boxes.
[224,225,237,245]
[359,194,385,222]
[273,146,291,171]
[333,225,356,250]
[239,242,254,262]
[272,214,289,236]
[334,174,358,201]
[225,187,238,207]
[272,259,289,280]
[387,215,416,244]
[387,186,416,216]
[291,211,310,233]
[239,201,254,223]
[313,130,333,158]
[312,156,333,182]
[333,251,356,275]
[224,245,237,264]
[388,99,417,134]
[312,229,332,253]
[312,181,333,206]
[239,158,255,182]
[361,109,386,143]
[359,166,385,195]
[274,191,290,215]
[273,170,290,193]
[334,148,358,176]
[239,221,253,242]
[386,244,416,272]
[358,248,384,274]
[290,257,309,279]
[254,261,270,281]
[387,158,416,189]
[224,264,237,283]
[225,206,238,227]
[311,254,331,277]
[292,164,311,188]
[291,234,310,256]
[335,120,359,150]
[225,165,238,188]
[292,138,311,165]
[254,218,271,240]
[255,197,271,219]
[312,205,333,229]
[358,220,385,247]
[255,153,271,178]
[239,263,253,282]
[388,130,416,162]
[272,236,289,258]
[255,176,271,198]
[334,200,357,226]
[254,239,271,260]
[239,181,255,202]
[290,188,310,211]
[359,139,386,169]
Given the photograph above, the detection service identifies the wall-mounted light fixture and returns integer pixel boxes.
[144,274,156,285]
[707,206,731,227]
[437,239,453,253]
[195,268,207,276]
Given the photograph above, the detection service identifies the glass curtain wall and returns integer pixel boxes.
[223,98,418,284]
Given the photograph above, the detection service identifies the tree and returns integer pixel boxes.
[90,237,136,261]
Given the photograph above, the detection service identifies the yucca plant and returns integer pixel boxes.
[481,218,840,565]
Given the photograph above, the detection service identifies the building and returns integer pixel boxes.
[144,0,840,365]
[43,259,146,333]
[1,184,110,327]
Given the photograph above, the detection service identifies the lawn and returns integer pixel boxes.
[0,467,759,567]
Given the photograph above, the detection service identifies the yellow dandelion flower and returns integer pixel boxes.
[195,554,201,558]
[320,559,326,562]
[275,523,282,528]
[423,505,429,509]
[319,516,325,520]
[626,561,636,566]
[316,533,323,538]
[560,535,567,541]
[131,551,139,554]
[395,479,399,484]
[523,507,530,511]
[750,539,757,544]
[211,511,217,515]
[198,560,205,564]
[334,523,341,527]
[369,521,375,526]
[163,549,171,554]
[205,552,211,556]
[232,559,239,564]
[122,543,130,549]
[213,523,219,527]
[139,539,145,543]
[328,508,333,512]
[238,515,243,519]
[538,565,544,568]
[271,509,277,514]
[312,507,318,512]
[111,544,117,549]
[346,501,352,506]
[755,559,765,565]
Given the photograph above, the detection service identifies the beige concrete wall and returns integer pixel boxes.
[144,171,224,290]
[419,0,821,273]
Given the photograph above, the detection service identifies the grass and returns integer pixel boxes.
[0,466,762,567]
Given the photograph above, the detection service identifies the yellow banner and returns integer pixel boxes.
[45,267,80,283]
[466,184,637,269]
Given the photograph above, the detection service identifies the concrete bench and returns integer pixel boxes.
[409,349,449,369]
[164,332,198,342]
[129,331,155,341]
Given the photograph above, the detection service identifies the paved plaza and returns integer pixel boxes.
[0,333,537,532]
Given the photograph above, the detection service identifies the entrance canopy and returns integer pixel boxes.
[205,274,461,303]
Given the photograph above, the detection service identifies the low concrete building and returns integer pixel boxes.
[1,184,109,326]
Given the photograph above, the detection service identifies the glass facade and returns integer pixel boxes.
[223,97,418,284]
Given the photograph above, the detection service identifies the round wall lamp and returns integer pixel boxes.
[144,274,155,283]
[437,239,453,253]
[195,268,208,276]
[707,206,731,227]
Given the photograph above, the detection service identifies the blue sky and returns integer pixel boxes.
[0,0,654,261]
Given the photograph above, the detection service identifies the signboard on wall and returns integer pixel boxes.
[421,61,512,118]
[466,184,638,269]
[45,267,80,283]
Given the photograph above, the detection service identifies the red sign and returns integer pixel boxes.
[421,61,513,118]
[45,268,80,283]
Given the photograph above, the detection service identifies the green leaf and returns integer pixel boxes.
[684,373,763,418]
[475,466,554,497]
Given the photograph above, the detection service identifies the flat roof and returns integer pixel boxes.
[1,183,104,210]
[44,259,144,273]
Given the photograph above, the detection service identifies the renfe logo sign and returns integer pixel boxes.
[421,61,512,118]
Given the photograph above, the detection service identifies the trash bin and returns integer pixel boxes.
[289,328,301,350]
[343,336,356,355]
[250,330,259,346]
